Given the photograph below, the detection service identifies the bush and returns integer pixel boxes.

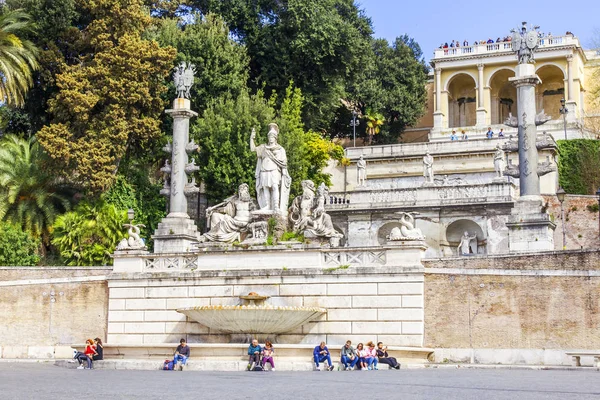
[0,222,41,266]
[51,201,127,266]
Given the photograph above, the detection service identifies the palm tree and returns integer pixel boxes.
[0,9,39,107]
[0,135,73,245]
[364,109,385,145]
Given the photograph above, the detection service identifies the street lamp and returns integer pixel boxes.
[556,187,566,250]
[127,208,135,222]
[350,110,360,147]
[596,187,600,240]
[559,98,568,140]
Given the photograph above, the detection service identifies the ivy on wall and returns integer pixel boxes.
[557,139,600,195]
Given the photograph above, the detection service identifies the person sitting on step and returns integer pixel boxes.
[376,342,400,369]
[261,340,275,371]
[247,339,262,370]
[313,341,334,371]
[340,340,359,370]
[173,338,190,371]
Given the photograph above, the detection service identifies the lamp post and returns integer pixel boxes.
[559,98,568,140]
[127,208,135,223]
[350,110,359,147]
[556,187,566,250]
[596,187,600,241]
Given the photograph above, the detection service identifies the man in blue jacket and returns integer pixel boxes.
[313,341,334,371]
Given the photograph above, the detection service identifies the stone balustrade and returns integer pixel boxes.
[433,35,578,59]
[327,182,516,211]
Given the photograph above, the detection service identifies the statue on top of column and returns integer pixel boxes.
[173,62,196,99]
[511,22,540,64]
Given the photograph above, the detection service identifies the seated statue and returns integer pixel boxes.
[198,183,256,243]
[288,181,343,239]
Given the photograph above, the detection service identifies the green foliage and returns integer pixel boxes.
[102,174,166,250]
[0,9,39,106]
[280,231,304,242]
[153,14,249,115]
[192,0,373,131]
[51,201,127,266]
[0,135,73,244]
[350,36,428,143]
[0,222,41,266]
[37,0,176,194]
[587,203,599,213]
[194,90,274,203]
[557,140,600,195]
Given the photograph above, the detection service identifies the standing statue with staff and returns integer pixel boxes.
[250,123,291,215]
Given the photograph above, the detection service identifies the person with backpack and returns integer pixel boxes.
[173,338,190,371]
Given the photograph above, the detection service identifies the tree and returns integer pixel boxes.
[0,222,41,266]
[37,0,176,194]
[193,90,274,203]
[153,13,249,115]
[350,35,428,143]
[190,0,373,131]
[0,135,73,244]
[51,201,127,266]
[364,109,384,145]
[0,9,39,106]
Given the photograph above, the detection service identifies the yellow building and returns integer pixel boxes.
[405,34,600,142]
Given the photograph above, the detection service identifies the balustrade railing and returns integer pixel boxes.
[327,182,516,211]
[433,35,577,59]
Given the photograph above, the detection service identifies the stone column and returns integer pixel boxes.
[475,63,487,128]
[505,63,555,252]
[153,98,201,253]
[432,67,444,138]
[565,54,577,121]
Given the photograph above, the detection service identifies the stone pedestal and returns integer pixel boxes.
[476,108,487,128]
[153,217,200,253]
[506,197,555,252]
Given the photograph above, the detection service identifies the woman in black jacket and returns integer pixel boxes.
[376,342,400,369]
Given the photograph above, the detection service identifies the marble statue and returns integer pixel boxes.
[423,151,434,184]
[289,181,343,241]
[173,62,196,99]
[458,231,477,255]
[198,183,256,243]
[250,123,291,215]
[117,224,146,251]
[494,144,506,178]
[387,212,424,241]
[511,22,539,64]
[357,155,367,186]
[289,180,316,232]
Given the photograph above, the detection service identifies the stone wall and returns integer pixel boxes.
[0,267,110,358]
[423,251,600,363]
[107,266,425,347]
[544,195,600,251]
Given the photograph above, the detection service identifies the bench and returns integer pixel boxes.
[565,352,600,367]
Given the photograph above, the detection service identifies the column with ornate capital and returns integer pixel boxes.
[475,63,488,128]
[431,67,444,138]
[504,23,555,252]
[153,62,201,253]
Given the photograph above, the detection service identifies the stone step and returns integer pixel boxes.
[55,359,406,371]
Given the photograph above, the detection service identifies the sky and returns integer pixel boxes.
[358,0,599,60]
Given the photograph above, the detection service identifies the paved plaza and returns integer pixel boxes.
[1,363,599,400]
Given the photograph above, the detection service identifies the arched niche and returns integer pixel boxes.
[488,68,516,125]
[536,64,565,120]
[445,219,486,256]
[446,73,477,128]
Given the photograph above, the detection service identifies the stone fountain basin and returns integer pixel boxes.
[177,305,327,334]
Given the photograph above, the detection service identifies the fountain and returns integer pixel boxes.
[177,293,326,338]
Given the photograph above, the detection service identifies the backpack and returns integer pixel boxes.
[163,359,175,370]
[252,364,264,372]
